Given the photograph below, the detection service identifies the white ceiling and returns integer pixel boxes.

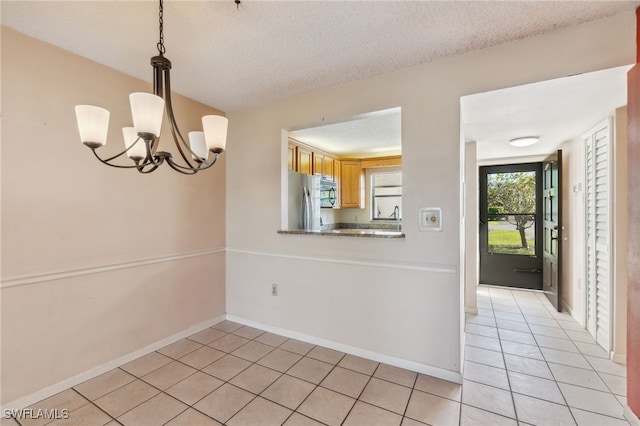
[2,1,638,159]
[462,65,632,161]
[289,108,402,158]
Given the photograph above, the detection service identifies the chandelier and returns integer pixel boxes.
[74,0,228,174]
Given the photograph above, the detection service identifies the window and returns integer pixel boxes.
[371,171,402,221]
[486,171,537,256]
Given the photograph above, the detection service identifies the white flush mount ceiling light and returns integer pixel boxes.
[75,0,234,174]
[509,136,540,147]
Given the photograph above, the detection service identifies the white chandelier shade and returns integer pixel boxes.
[75,105,110,147]
[202,115,229,152]
[188,131,209,161]
[122,127,147,161]
[129,92,165,138]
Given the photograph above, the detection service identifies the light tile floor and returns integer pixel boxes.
[3,285,629,425]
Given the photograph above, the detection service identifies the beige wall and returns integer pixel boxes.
[1,28,227,405]
[225,13,635,379]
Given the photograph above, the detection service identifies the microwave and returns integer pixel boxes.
[320,179,337,208]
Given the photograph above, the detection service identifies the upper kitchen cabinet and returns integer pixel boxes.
[297,145,313,175]
[340,160,364,208]
[314,153,335,179]
[289,139,337,179]
[322,156,334,178]
[287,142,297,171]
[360,156,401,168]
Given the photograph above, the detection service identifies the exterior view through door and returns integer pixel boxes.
[479,163,543,290]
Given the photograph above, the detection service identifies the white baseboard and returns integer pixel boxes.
[226,314,463,384]
[611,352,627,364]
[560,299,573,316]
[2,314,226,411]
[625,405,640,426]
[465,306,478,315]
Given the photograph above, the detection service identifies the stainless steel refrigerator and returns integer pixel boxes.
[288,170,321,231]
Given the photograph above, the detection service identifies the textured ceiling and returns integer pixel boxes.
[289,108,401,157]
[3,1,638,159]
[2,0,639,113]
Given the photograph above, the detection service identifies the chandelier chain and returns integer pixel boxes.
[157,0,166,55]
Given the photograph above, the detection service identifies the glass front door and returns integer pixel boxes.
[479,163,543,290]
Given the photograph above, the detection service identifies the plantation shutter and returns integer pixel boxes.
[585,122,611,352]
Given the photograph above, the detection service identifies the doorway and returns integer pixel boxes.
[479,163,543,290]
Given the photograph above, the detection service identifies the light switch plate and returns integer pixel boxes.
[419,207,442,231]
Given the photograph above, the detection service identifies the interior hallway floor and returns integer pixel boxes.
[4,285,629,426]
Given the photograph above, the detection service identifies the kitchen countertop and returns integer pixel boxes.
[277,229,405,238]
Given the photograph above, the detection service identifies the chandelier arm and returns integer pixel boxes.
[165,157,200,175]
[136,152,167,173]
[191,153,219,169]
[94,136,145,164]
[163,69,204,168]
[167,113,198,167]
[144,145,165,168]
[192,154,220,171]
[166,151,220,172]
[137,162,163,174]
[91,148,142,169]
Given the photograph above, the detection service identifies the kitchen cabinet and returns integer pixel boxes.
[313,153,324,176]
[360,156,401,169]
[334,159,341,207]
[288,143,297,171]
[289,138,336,179]
[322,157,334,179]
[313,154,335,180]
[297,146,313,175]
[340,160,363,208]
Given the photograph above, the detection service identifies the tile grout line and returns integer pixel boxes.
[198,328,302,424]
[338,356,375,426]
[511,288,579,426]
[486,287,629,424]
[528,290,631,422]
[397,369,420,426]
[465,289,519,422]
[493,288,519,424]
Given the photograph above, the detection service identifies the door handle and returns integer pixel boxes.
[514,268,543,273]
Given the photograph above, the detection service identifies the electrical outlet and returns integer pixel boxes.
[271,283,278,296]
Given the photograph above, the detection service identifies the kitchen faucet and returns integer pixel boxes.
[391,205,401,231]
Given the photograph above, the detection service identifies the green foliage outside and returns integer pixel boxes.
[489,229,535,256]
[487,171,536,255]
